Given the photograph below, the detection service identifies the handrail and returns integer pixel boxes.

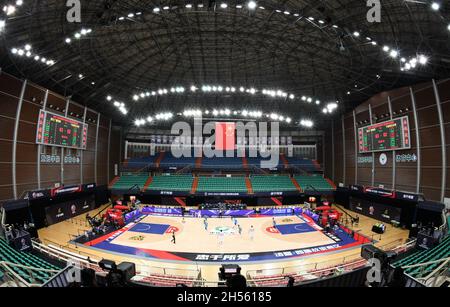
[423,258,450,284]
[92,202,113,219]
[333,203,357,221]
[0,260,61,287]
[401,256,450,269]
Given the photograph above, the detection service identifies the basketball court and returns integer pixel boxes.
[76,213,370,263]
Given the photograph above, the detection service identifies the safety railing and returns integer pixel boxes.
[0,260,61,287]
[402,256,450,282]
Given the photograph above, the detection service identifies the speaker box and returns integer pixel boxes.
[117,262,136,282]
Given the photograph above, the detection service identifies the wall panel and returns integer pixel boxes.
[326,78,450,202]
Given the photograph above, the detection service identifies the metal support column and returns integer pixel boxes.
[12,79,27,199]
[410,87,421,194]
[432,79,446,202]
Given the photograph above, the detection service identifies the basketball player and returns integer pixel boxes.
[248,225,255,241]
[171,230,176,244]
[238,224,242,235]
[218,229,224,246]
[272,217,277,227]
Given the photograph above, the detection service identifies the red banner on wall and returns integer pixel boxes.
[215,122,235,150]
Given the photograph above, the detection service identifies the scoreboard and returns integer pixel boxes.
[36,110,88,149]
[358,116,410,153]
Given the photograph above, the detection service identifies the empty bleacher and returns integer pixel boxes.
[112,174,149,191]
[201,154,243,169]
[196,176,248,193]
[294,175,335,191]
[0,238,61,284]
[250,175,298,192]
[124,156,156,170]
[159,152,196,169]
[287,158,320,172]
[392,235,450,279]
[147,175,194,192]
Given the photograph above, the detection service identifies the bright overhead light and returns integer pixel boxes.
[353,31,360,37]
[418,55,428,65]
[300,119,314,128]
[74,33,81,39]
[24,44,31,51]
[11,48,18,54]
[248,1,257,10]
[431,2,440,11]
[34,55,40,61]
[448,24,450,31]
[133,95,139,101]
[106,96,112,101]
[186,4,192,8]
[382,46,390,52]
[153,7,160,13]
[5,5,16,16]
[220,3,228,9]
[18,49,24,56]
[78,74,83,79]
[16,0,23,6]
[389,50,398,58]
[65,38,71,43]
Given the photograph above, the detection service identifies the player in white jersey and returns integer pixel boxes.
[218,229,225,246]
[248,225,255,241]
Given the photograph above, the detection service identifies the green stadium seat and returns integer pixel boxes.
[0,238,60,284]
[250,175,297,192]
[393,236,450,278]
[112,174,149,190]
[148,175,194,191]
[197,177,247,193]
[294,175,335,191]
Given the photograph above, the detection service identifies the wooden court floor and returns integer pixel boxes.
[38,205,410,283]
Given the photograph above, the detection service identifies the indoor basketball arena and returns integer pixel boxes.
[0,0,449,292]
